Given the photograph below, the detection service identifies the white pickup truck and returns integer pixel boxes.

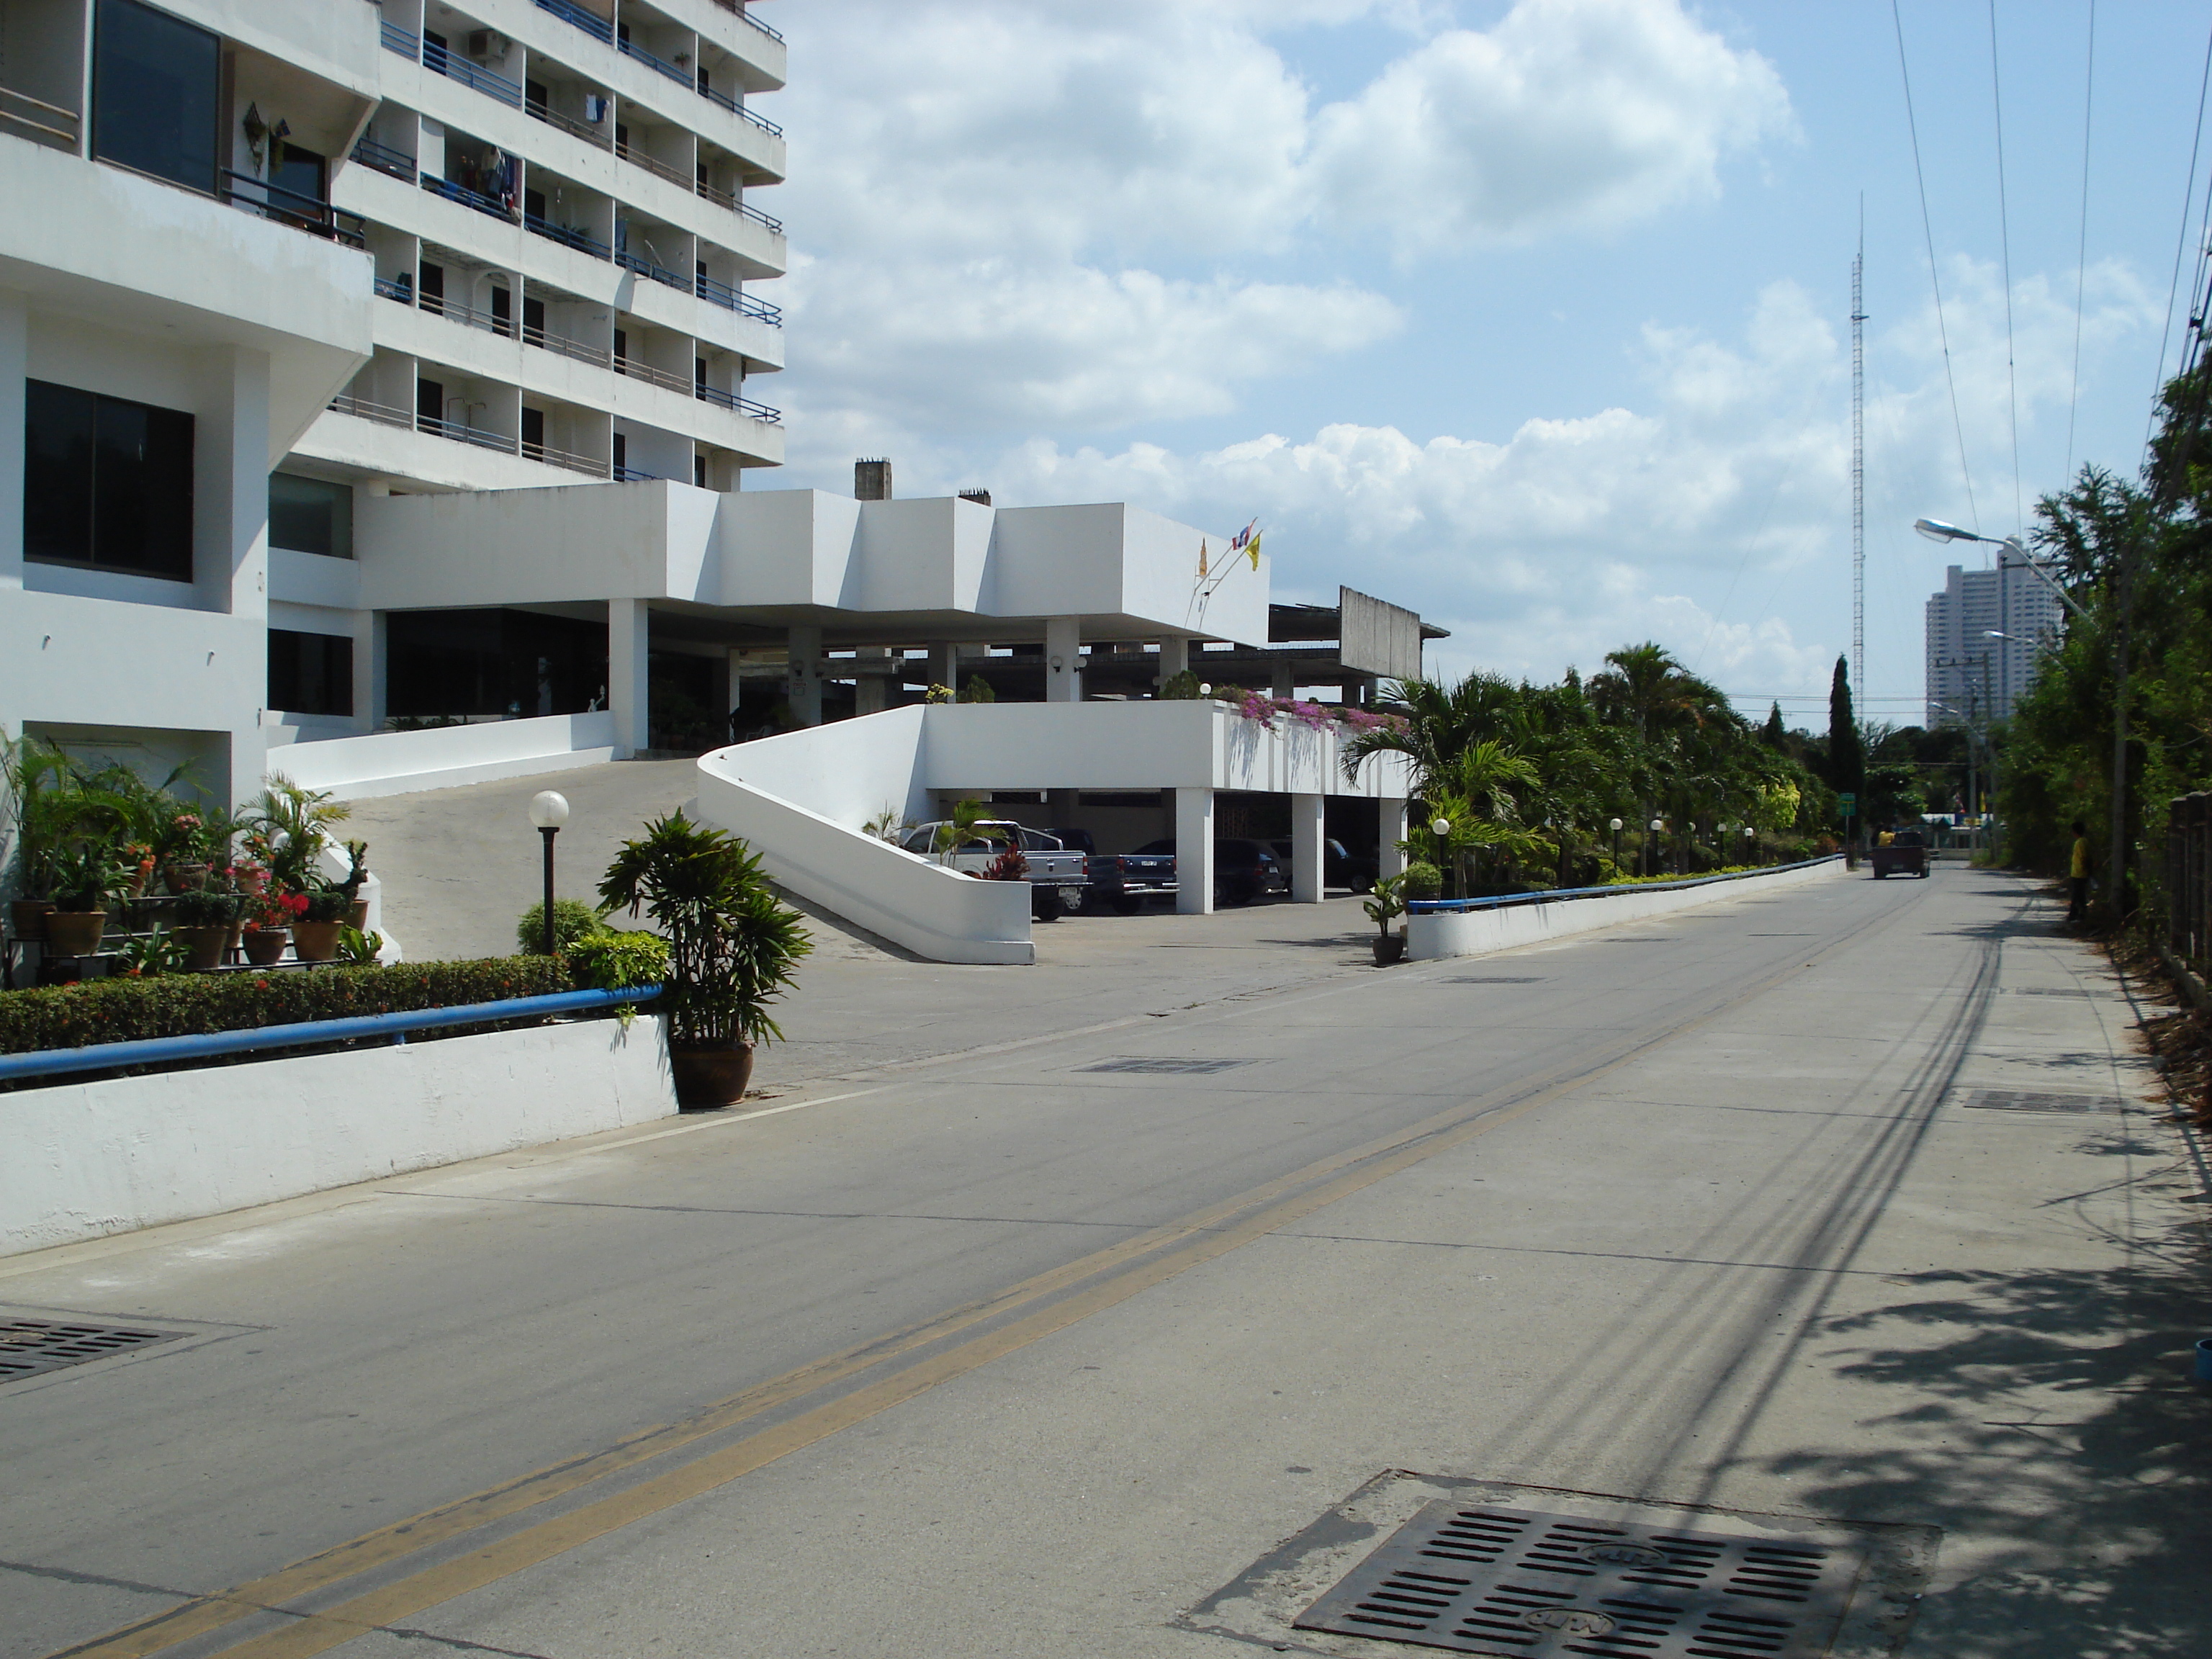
[899,821,1089,920]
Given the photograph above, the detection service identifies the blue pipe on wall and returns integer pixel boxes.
[1405,853,1844,914]
[0,986,662,1086]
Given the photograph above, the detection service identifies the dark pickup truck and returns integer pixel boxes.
[1087,847,1177,912]
[1871,830,1930,879]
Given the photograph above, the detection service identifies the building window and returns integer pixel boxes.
[268,629,354,717]
[24,380,195,579]
[92,0,219,196]
[269,473,354,559]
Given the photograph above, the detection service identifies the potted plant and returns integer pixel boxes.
[121,842,156,898]
[334,840,372,929]
[159,811,214,891]
[169,886,240,971]
[290,889,351,962]
[599,812,812,1110]
[242,890,303,966]
[1363,872,1409,966]
[42,840,130,957]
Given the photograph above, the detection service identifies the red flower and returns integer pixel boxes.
[255,979,271,990]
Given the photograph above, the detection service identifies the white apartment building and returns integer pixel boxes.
[1924,545,2065,729]
[3,0,786,803]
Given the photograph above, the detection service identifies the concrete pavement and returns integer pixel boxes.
[2,866,2205,1658]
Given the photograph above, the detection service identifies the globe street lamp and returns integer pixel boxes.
[1744,824,1757,866]
[1431,817,1452,899]
[529,791,570,956]
[1648,817,1663,878]
[1609,817,1623,872]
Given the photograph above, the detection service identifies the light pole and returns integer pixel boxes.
[529,791,570,955]
[1647,818,1663,878]
[1744,824,1757,866]
[1610,817,1623,873]
[1431,817,1452,899]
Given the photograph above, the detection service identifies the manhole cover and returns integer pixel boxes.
[1448,976,1547,985]
[1079,1057,1256,1074]
[0,1318,181,1382]
[1960,1089,2119,1114]
[1294,1501,1857,1657]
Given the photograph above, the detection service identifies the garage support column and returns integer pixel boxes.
[1175,787,1214,914]
[855,647,889,716]
[608,598,650,757]
[351,611,387,734]
[1046,616,1082,702]
[1272,660,1295,699]
[1290,792,1326,903]
[0,291,24,590]
[929,642,961,693]
[1156,637,1189,683]
[787,624,822,727]
[1379,798,1409,881]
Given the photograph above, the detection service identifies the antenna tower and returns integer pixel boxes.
[1851,215,1867,698]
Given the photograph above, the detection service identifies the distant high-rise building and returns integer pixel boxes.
[1924,545,2065,727]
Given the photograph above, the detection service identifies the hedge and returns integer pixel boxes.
[0,957,569,1056]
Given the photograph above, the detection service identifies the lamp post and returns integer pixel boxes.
[1744,824,1757,866]
[1431,817,1452,899]
[529,791,570,956]
[1609,817,1623,873]
[1647,818,1663,878]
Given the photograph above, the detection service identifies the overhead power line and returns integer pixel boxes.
[2064,0,2095,485]
[1892,0,1981,534]
[1988,0,2023,534]
[2146,17,2212,453]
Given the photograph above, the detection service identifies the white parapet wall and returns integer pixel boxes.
[268,712,619,801]
[0,1017,674,1256]
[1406,857,1847,963]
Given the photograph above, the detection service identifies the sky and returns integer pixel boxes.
[753,0,2211,729]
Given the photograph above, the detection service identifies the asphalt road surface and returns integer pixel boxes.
[4,865,2205,1659]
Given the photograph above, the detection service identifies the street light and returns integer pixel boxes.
[1744,824,1756,866]
[1431,817,1452,899]
[1648,817,1663,878]
[1609,817,1623,871]
[529,791,570,956]
[1914,518,2087,619]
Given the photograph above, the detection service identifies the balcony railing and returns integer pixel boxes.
[328,390,612,477]
[524,323,615,369]
[616,138,689,192]
[423,37,526,109]
[419,411,522,454]
[535,0,614,46]
[426,295,518,340]
[608,351,783,424]
[704,0,784,43]
[695,382,783,424]
[423,173,519,223]
[379,18,420,57]
[616,248,691,292]
[325,392,415,431]
[221,169,366,248]
[0,85,81,153]
[523,436,608,476]
[613,464,663,482]
[696,78,783,138]
[526,97,613,150]
[526,213,612,258]
[619,37,693,88]
[373,274,413,302]
[693,271,781,324]
[737,199,783,233]
[351,135,418,184]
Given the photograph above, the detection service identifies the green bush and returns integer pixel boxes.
[567,930,671,992]
[516,897,604,956]
[1157,669,1202,700]
[1401,860,1442,900]
[0,957,567,1056]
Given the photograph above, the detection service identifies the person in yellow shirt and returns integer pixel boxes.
[2068,821,2091,922]
[1877,827,1896,848]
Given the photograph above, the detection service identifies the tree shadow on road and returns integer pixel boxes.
[1772,1238,2211,1658]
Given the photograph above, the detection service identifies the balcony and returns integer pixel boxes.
[535,0,615,46]
[611,354,779,424]
[694,271,779,325]
[326,390,606,477]
[697,80,781,140]
[351,135,418,184]
[424,173,520,225]
[222,170,367,249]
[0,86,80,153]
[526,213,612,258]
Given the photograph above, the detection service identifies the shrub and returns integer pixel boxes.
[302,889,354,924]
[516,897,605,956]
[171,888,242,927]
[1157,669,1202,700]
[568,930,671,992]
[1401,860,1442,900]
[958,673,996,703]
[0,957,567,1057]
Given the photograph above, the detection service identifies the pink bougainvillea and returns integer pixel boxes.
[1226,695,1407,737]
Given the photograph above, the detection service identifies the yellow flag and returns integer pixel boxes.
[1197,538,1208,578]
[1246,531,1262,571]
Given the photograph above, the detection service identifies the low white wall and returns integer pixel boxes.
[1406,858,1845,961]
[0,1016,674,1256]
[269,712,618,800]
[696,723,1033,966]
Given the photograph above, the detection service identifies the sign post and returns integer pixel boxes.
[1839,793,1857,869]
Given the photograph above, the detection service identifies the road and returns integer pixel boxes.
[3,866,2205,1658]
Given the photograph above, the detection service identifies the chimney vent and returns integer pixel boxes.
[958,487,992,506]
[854,457,893,500]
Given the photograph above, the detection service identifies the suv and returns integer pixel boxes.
[1133,838,1286,907]
[1266,837,1378,894]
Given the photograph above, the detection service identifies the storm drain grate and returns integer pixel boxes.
[1293,1501,1856,1658]
[0,1318,181,1382]
[1079,1057,1257,1074]
[1961,1089,2120,1114]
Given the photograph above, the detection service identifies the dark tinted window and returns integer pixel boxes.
[24,379,194,579]
[93,0,218,194]
[268,629,354,717]
[269,473,354,559]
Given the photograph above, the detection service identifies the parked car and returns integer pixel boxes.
[1046,827,1097,855]
[1132,838,1287,907]
[1086,845,1177,913]
[1870,828,1930,880]
[1266,837,1378,894]
[899,822,1089,917]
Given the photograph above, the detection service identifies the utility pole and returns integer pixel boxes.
[2108,536,2134,916]
[1851,212,1867,700]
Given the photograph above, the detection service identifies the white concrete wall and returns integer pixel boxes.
[1405,858,1846,962]
[270,712,619,799]
[0,1017,673,1256]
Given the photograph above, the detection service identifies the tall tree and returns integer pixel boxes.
[1761,702,1786,749]
[1827,656,1864,830]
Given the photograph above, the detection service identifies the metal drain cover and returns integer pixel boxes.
[1961,1089,2119,1113]
[1294,1501,1857,1657]
[1,1318,182,1382]
[1079,1056,1256,1074]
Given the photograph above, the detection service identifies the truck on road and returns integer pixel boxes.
[1871,829,1930,879]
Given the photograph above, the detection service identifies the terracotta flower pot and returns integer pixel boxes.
[173,924,229,973]
[163,863,210,894]
[9,899,56,943]
[243,925,289,966]
[348,899,370,930]
[670,1040,755,1110]
[44,912,108,957]
[291,920,343,962]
